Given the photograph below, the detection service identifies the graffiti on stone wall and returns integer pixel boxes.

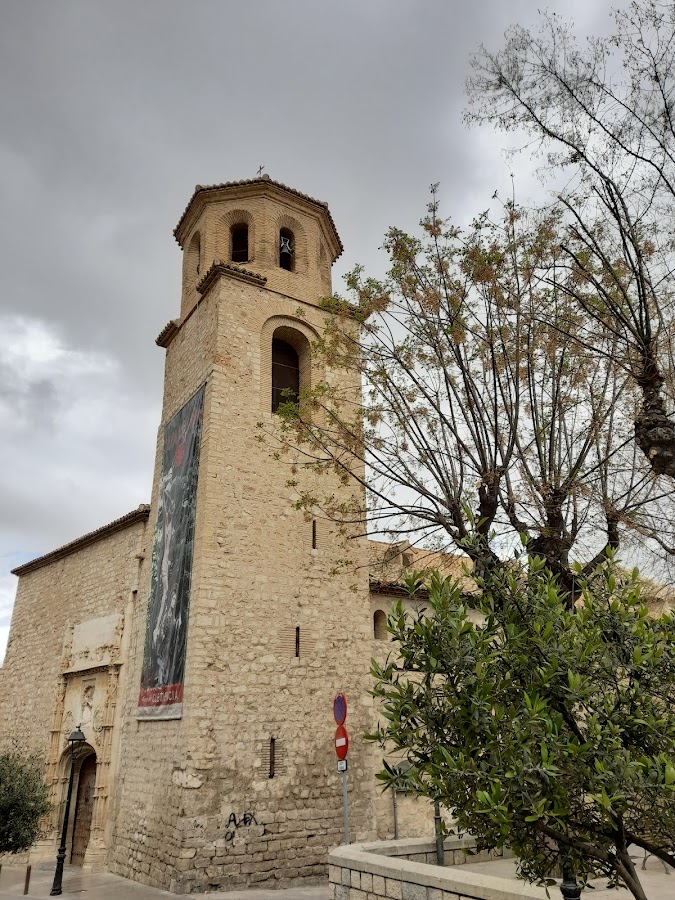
[223,811,258,845]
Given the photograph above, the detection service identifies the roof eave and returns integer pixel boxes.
[12,505,151,576]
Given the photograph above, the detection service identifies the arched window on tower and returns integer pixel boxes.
[373,610,387,641]
[231,224,249,263]
[271,338,300,412]
[279,228,294,271]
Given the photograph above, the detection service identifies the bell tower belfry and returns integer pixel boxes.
[175,173,340,317]
[111,177,377,894]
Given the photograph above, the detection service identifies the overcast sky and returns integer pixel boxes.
[0,0,627,661]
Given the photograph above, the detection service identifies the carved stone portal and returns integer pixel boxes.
[36,610,125,872]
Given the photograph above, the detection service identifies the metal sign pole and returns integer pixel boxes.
[341,766,350,844]
[334,693,350,845]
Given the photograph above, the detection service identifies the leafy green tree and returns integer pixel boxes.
[0,750,50,854]
[368,560,675,900]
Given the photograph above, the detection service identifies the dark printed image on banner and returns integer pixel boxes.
[137,386,205,719]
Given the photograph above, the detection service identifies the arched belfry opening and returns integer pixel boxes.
[181,231,201,311]
[231,223,249,263]
[279,228,294,271]
[272,338,300,412]
[186,231,201,278]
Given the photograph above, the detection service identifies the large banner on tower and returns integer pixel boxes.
[137,385,205,720]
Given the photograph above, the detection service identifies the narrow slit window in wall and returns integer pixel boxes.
[231,224,249,263]
[269,737,276,778]
[312,520,317,549]
[295,626,300,658]
[261,737,286,777]
[271,338,300,412]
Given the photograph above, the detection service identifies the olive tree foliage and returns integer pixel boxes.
[466,0,675,481]
[0,750,50,854]
[271,192,675,596]
[368,561,675,900]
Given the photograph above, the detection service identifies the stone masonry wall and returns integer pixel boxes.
[0,181,446,891]
[111,188,379,893]
[109,273,220,892]
[0,520,147,759]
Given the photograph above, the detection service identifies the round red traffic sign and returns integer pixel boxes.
[333,693,347,726]
[335,724,349,760]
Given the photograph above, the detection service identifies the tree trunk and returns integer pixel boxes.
[635,392,675,478]
[616,848,649,900]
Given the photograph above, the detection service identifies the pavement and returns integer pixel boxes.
[0,857,671,900]
[461,852,672,899]
[0,864,329,900]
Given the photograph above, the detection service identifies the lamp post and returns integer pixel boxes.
[50,725,85,896]
[433,798,444,867]
[560,859,582,900]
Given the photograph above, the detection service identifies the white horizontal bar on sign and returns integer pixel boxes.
[336,738,347,747]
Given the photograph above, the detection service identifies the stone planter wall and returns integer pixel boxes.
[329,837,545,900]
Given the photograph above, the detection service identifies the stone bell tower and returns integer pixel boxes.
[110,177,377,893]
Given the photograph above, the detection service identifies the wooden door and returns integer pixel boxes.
[70,754,96,865]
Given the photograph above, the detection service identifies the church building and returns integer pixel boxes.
[0,177,438,894]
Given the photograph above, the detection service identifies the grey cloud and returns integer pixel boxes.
[0,369,58,430]
[0,0,630,658]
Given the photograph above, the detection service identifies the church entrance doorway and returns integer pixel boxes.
[70,753,96,865]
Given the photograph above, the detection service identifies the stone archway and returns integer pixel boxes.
[29,646,127,871]
[71,752,97,865]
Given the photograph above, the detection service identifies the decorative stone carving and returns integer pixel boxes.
[61,710,74,739]
[81,683,95,725]
[93,707,104,737]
